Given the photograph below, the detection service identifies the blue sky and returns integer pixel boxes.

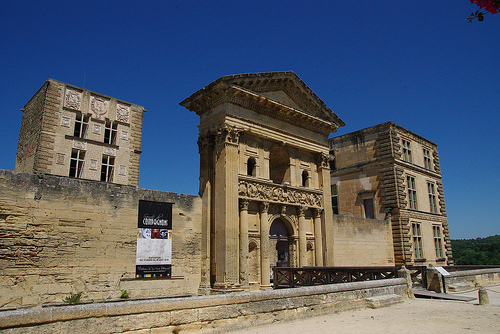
[0,1,498,239]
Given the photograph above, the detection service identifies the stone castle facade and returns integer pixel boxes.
[329,122,453,266]
[0,72,453,309]
[15,79,145,186]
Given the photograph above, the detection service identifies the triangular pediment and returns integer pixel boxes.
[180,71,345,133]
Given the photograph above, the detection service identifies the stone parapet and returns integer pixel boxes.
[0,278,408,333]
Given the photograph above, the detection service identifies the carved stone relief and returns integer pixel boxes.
[120,131,128,141]
[116,103,130,123]
[65,89,82,110]
[56,153,65,165]
[89,159,98,170]
[61,116,71,127]
[212,124,242,146]
[90,96,109,120]
[103,147,116,156]
[119,165,126,175]
[238,180,322,207]
[72,140,87,150]
[93,124,101,134]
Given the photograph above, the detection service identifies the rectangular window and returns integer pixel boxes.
[428,182,438,213]
[331,184,339,214]
[363,198,375,219]
[69,149,85,178]
[407,176,418,210]
[402,140,412,163]
[101,155,114,182]
[433,225,444,258]
[423,149,432,170]
[412,222,423,259]
[74,113,89,138]
[104,120,117,145]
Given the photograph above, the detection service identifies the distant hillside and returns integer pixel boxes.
[451,235,500,265]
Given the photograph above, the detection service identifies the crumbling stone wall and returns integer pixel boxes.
[0,169,202,309]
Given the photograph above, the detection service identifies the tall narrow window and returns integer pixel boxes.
[101,155,114,182]
[104,120,117,145]
[423,149,432,170]
[428,182,438,213]
[412,222,423,259]
[433,225,444,258]
[247,157,256,176]
[74,113,89,138]
[301,170,309,187]
[407,176,418,210]
[402,140,412,163]
[363,198,375,219]
[69,149,85,178]
[331,184,339,214]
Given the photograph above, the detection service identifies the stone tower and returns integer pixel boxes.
[181,72,344,291]
[15,79,145,186]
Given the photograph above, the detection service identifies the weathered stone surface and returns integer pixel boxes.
[0,169,202,310]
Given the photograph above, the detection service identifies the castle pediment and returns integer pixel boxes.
[180,71,345,134]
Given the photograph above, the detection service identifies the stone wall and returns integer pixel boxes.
[0,169,202,310]
[0,278,409,333]
[427,268,500,293]
[332,215,395,266]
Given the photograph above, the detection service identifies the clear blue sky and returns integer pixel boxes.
[1,1,498,239]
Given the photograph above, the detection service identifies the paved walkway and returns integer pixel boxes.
[227,284,500,334]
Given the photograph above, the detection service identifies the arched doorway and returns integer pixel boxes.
[269,218,291,269]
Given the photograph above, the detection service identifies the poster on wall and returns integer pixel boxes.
[136,200,173,278]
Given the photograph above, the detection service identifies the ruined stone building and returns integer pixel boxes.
[15,79,145,186]
[329,122,453,267]
[0,73,453,309]
[180,72,345,291]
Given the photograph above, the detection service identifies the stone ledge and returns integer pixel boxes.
[365,294,403,309]
[0,278,408,331]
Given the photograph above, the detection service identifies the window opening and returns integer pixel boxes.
[412,222,423,259]
[363,198,375,219]
[301,170,309,187]
[407,176,418,210]
[74,113,89,138]
[331,184,339,214]
[104,120,117,145]
[247,157,256,176]
[402,140,412,163]
[69,149,85,178]
[428,182,438,213]
[101,155,114,182]
[423,149,432,170]
[269,146,290,184]
[433,225,443,258]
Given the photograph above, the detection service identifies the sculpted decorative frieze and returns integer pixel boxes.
[238,179,323,208]
[314,152,330,168]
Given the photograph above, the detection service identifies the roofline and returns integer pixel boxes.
[329,121,438,147]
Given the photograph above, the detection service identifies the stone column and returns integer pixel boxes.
[197,132,213,293]
[313,208,324,266]
[260,201,271,288]
[298,205,307,267]
[239,199,249,287]
[212,125,241,288]
[316,152,334,265]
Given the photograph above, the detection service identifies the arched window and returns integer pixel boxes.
[247,157,256,176]
[269,146,290,184]
[302,170,309,187]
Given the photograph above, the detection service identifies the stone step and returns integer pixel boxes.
[364,294,404,309]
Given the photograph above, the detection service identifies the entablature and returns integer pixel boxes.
[238,175,323,209]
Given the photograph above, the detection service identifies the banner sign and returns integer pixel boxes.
[136,200,173,278]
